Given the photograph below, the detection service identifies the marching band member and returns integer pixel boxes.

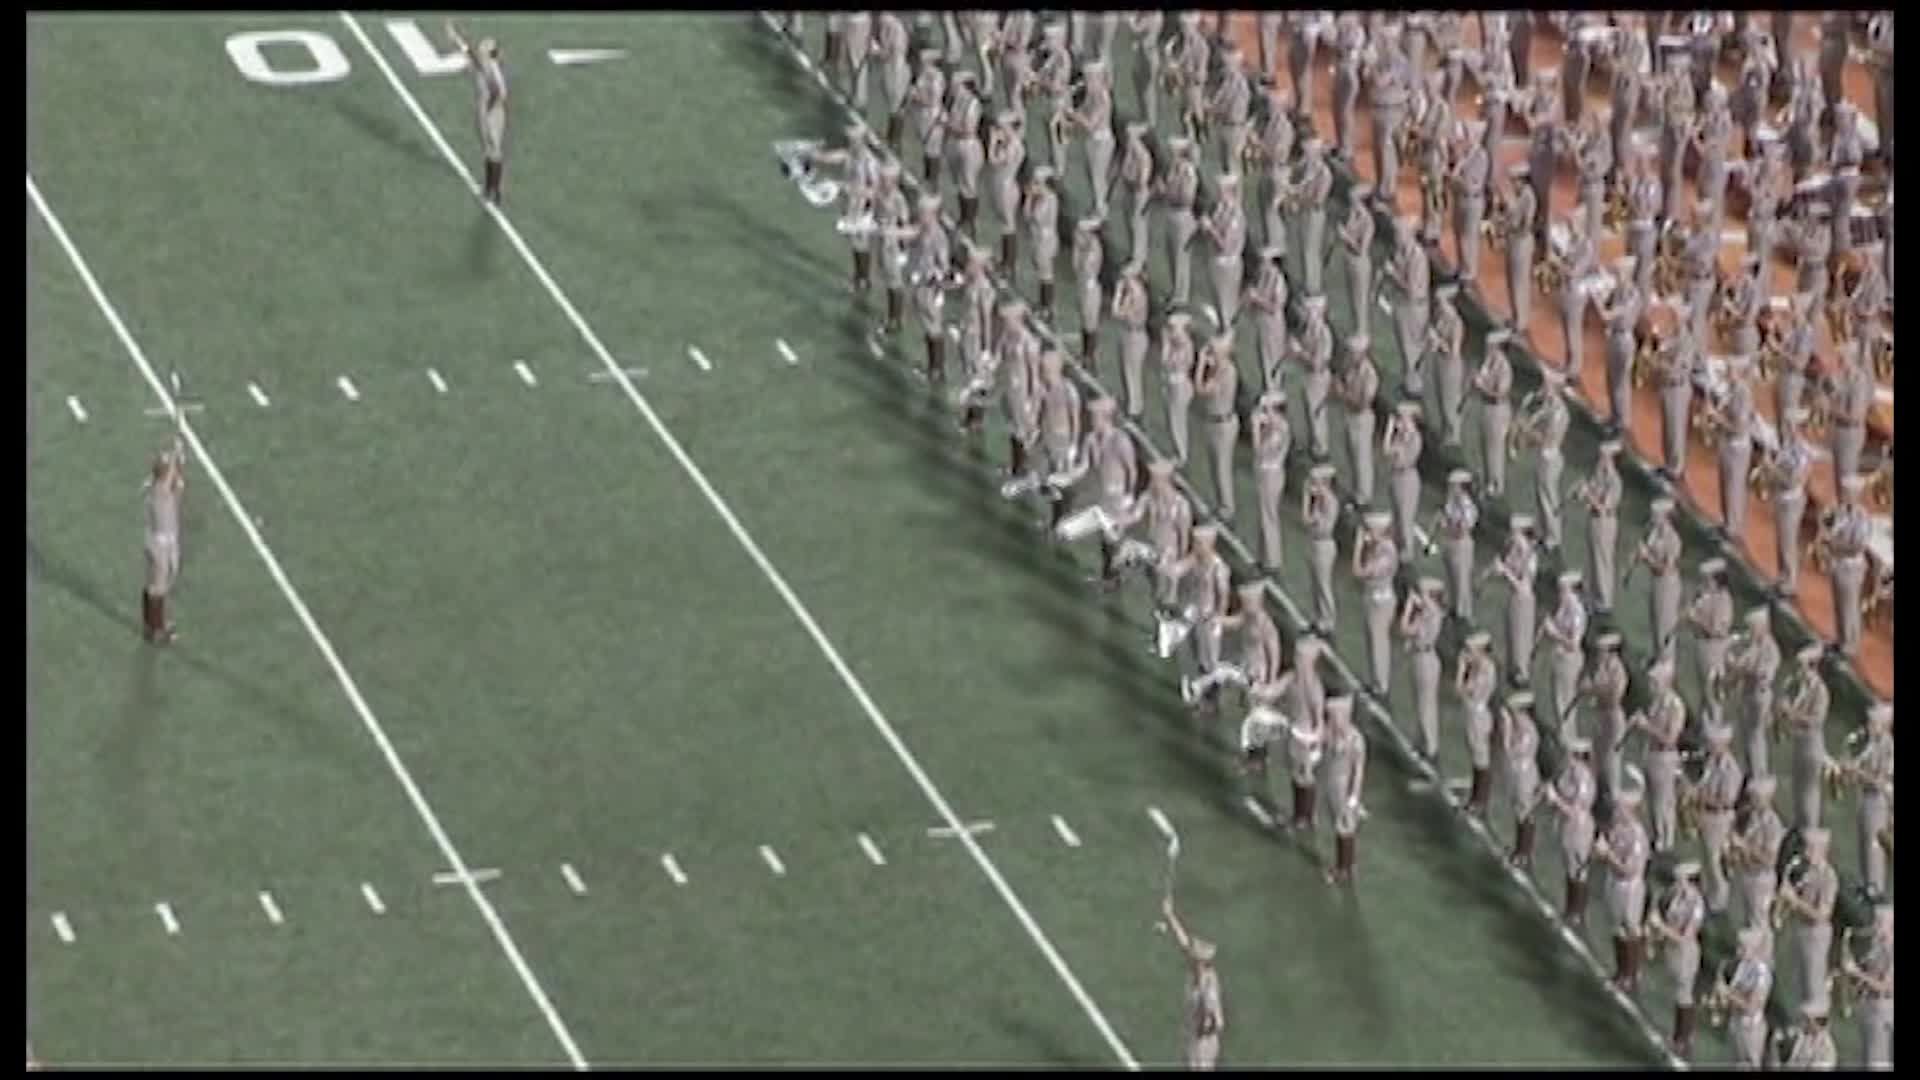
[1650,861,1707,1055]
[1321,694,1368,885]
[1502,692,1544,868]
[1400,577,1447,763]
[1685,558,1734,727]
[1383,401,1425,565]
[1354,511,1399,699]
[1780,642,1832,830]
[1544,735,1598,925]
[1456,631,1498,817]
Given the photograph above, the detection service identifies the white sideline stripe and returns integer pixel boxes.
[25,172,589,1073]
[427,368,448,394]
[361,883,387,914]
[337,375,360,402]
[857,832,887,865]
[661,853,688,886]
[561,863,587,895]
[927,820,996,838]
[50,912,74,944]
[155,902,179,936]
[776,338,800,365]
[1242,796,1276,828]
[344,17,1135,1068]
[1146,806,1175,842]
[258,891,285,926]
[764,21,1688,1069]
[64,395,86,422]
[247,382,271,407]
[866,333,884,359]
[515,361,539,387]
[687,345,712,372]
[1051,814,1082,848]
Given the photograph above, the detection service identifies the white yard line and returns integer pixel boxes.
[660,853,688,886]
[340,14,1138,1068]
[759,844,788,876]
[49,912,74,944]
[1051,815,1082,848]
[64,395,86,423]
[560,863,588,895]
[515,360,539,387]
[427,368,449,394]
[857,832,888,865]
[28,173,589,1072]
[336,375,360,402]
[775,338,800,365]
[432,868,502,886]
[361,882,388,915]
[154,901,179,936]
[258,890,285,926]
[1242,796,1277,829]
[247,381,271,408]
[687,345,712,372]
[927,821,997,838]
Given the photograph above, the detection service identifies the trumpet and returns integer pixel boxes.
[1702,969,1734,1028]
[1532,247,1568,298]
[1769,854,1809,932]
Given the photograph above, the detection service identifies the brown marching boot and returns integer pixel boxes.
[1611,935,1632,987]
[1673,1005,1695,1057]
[887,289,905,332]
[1048,492,1068,533]
[962,404,985,434]
[1292,783,1315,829]
[1624,935,1643,991]
[1510,818,1535,868]
[1001,232,1018,275]
[927,337,945,383]
[1336,833,1357,883]
[959,196,978,240]
[1082,330,1098,368]
[1099,539,1121,588]
[884,112,903,153]
[1009,438,1028,478]
[1468,767,1491,817]
[1038,280,1055,322]
[140,591,156,641]
[923,151,939,185]
[1566,877,1589,925]
[852,251,871,295]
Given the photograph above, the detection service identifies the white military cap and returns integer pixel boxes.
[1396,399,1422,417]
[998,108,1024,127]
[1032,165,1057,184]
[1485,328,1513,345]
[1082,58,1109,76]
[1259,388,1287,407]
[1126,120,1151,139]
[1729,354,1753,374]
[1699,557,1726,576]
[918,48,942,66]
[1538,364,1566,385]
[1801,1000,1828,1021]
[1325,693,1355,718]
[1148,459,1178,478]
[1737,926,1769,952]
[1745,605,1771,626]
[1347,334,1371,352]
[1218,171,1242,190]
[1868,702,1893,728]
[1804,827,1832,851]
[1613,255,1637,276]
[1507,690,1535,710]
[1303,136,1326,154]
[951,68,977,88]
[1783,406,1812,427]
[1302,294,1329,311]
[1237,581,1266,604]
[1558,569,1583,588]
[1420,576,1446,595]
[1797,641,1824,664]
[844,121,868,141]
[1296,633,1324,654]
[1087,396,1118,417]
[1349,183,1374,200]
[1363,510,1393,531]
[1747,772,1777,797]
[879,160,902,180]
[998,298,1028,317]
[1647,651,1676,681]
[1704,722,1734,745]
[1191,937,1218,962]
[1597,631,1622,649]
[1465,631,1492,649]
[1674,861,1702,879]
[1434,283,1460,301]
[1650,497,1675,516]
[1167,311,1193,328]
[1259,244,1286,262]
[1509,161,1531,178]
[1221,45,1243,66]
[1599,438,1623,456]
[1510,513,1535,531]
[1841,473,1868,495]
[1192,523,1220,544]
[1309,462,1337,482]
[1448,468,1472,485]
[1043,20,1067,39]
[1566,735,1593,754]
[1169,136,1194,155]
[1077,216,1104,233]
[918,194,943,215]
[1177,11,1202,27]
[966,245,991,266]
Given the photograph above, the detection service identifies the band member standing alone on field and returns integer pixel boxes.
[446,22,508,205]
[142,442,187,644]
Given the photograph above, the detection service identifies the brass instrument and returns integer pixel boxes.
[1484,181,1511,245]
[1768,667,1804,744]
[1677,776,1703,841]
[1702,962,1736,1028]
[1601,176,1631,232]
[1507,390,1543,461]
[1652,221,1688,298]
[1694,391,1732,451]
[1532,244,1568,298]
[1756,304,1790,381]
[1868,328,1894,383]
[1769,853,1809,932]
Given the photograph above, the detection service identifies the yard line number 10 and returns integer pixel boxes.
[225,19,466,87]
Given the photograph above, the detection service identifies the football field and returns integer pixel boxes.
[27,13,1876,1068]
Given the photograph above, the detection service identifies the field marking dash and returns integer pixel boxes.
[154,902,179,936]
[432,868,501,886]
[759,844,787,876]
[1243,796,1277,828]
[560,863,587,895]
[776,338,800,365]
[661,853,688,886]
[336,375,360,402]
[361,882,387,914]
[258,890,284,926]
[857,832,887,866]
[50,912,73,944]
[927,820,997,838]
[427,368,448,394]
[514,360,538,387]
[687,345,712,372]
[1052,814,1082,848]
[64,395,86,423]
[247,381,271,407]
[587,366,648,383]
